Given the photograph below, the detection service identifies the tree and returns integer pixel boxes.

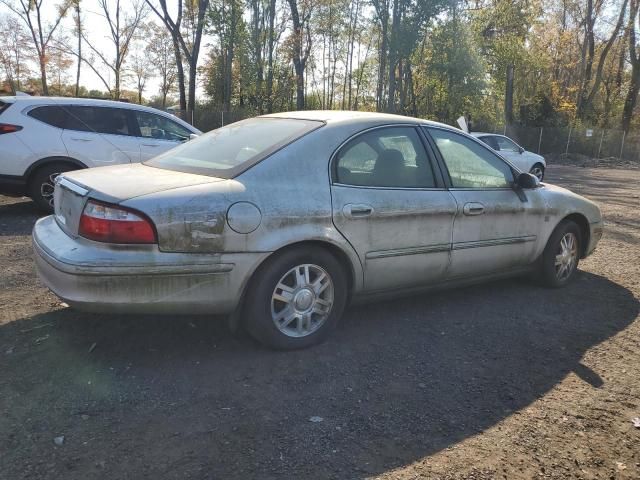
[1,0,71,95]
[146,0,210,119]
[287,0,313,109]
[72,0,82,97]
[622,0,639,132]
[80,0,147,99]
[0,14,34,93]
[575,0,629,121]
[147,23,177,107]
[130,49,151,103]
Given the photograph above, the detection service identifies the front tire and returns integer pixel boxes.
[244,247,348,350]
[539,220,581,288]
[28,163,75,213]
[530,163,545,181]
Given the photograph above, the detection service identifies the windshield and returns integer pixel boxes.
[144,117,323,177]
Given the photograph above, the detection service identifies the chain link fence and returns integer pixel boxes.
[172,107,640,167]
[169,109,251,132]
[486,124,640,166]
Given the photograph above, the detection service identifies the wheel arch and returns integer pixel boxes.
[25,156,88,185]
[228,239,360,333]
[561,213,590,258]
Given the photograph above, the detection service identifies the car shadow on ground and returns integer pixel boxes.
[1,271,637,479]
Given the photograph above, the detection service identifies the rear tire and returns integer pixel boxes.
[538,220,581,288]
[244,246,348,350]
[28,163,76,213]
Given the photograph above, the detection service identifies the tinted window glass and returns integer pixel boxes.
[335,127,436,188]
[145,117,322,178]
[134,111,192,141]
[429,128,513,189]
[28,106,67,128]
[478,135,499,150]
[64,106,132,136]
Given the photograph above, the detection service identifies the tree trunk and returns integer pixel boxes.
[75,3,81,97]
[505,64,514,125]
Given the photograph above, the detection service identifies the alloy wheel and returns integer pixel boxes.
[271,263,334,338]
[555,232,578,280]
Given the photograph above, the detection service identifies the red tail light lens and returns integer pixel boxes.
[0,123,23,134]
[79,200,157,244]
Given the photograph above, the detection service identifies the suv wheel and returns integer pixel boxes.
[28,163,75,213]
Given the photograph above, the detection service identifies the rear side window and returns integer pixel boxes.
[335,127,436,188]
[64,106,133,136]
[478,135,499,150]
[28,105,67,128]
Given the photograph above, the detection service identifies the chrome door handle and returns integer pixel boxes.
[343,204,374,218]
[463,202,485,216]
[142,143,160,147]
[70,137,91,142]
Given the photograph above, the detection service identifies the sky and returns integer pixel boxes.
[2,0,210,99]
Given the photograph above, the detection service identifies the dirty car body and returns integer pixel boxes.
[33,111,603,349]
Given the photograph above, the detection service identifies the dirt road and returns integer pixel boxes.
[1,165,639,479]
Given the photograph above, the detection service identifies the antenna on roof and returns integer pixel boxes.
[15,91,31,97]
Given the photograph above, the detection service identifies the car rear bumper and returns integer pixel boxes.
[0,174,27,196]
[33,215,269,315]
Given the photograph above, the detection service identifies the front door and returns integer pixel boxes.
[330,126,457,292]
[426,127,544,279]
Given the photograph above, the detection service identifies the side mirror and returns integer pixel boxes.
[516,172,539,189]
[518,146,525,154]
[189,133,199,141]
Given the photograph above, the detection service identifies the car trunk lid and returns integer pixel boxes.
[55,163,224,237]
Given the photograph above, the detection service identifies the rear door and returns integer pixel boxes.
[132,111,193,160]
[330,125,457,292]
[60,106,140,165]
[425,127,544,278]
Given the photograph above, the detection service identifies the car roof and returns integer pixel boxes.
[1,95,201,133]
[261,110,456,130]
[470,132,497,137]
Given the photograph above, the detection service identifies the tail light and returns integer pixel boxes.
[79,199,157,244]
[0,123,23,134]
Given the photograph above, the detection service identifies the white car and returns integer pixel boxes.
[471,132,546,181]
[0,96,201,211]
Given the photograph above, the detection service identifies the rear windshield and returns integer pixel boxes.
[144,117,323,178]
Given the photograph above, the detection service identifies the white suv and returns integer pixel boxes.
[0,96,201,211]
[470,132,547,181]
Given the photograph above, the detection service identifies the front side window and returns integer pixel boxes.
[64,106,133,136]
[145,117,322,178]
[495,136,521,153]
[428,128,514,189]
[134,111,192,141]
[335,127,436,188]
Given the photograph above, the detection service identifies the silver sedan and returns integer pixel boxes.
[33,111,604,349]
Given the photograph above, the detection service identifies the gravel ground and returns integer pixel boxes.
[0,165,639,479]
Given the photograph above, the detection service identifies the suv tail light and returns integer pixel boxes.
[79,199,157,244]
[0,123,23,134]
